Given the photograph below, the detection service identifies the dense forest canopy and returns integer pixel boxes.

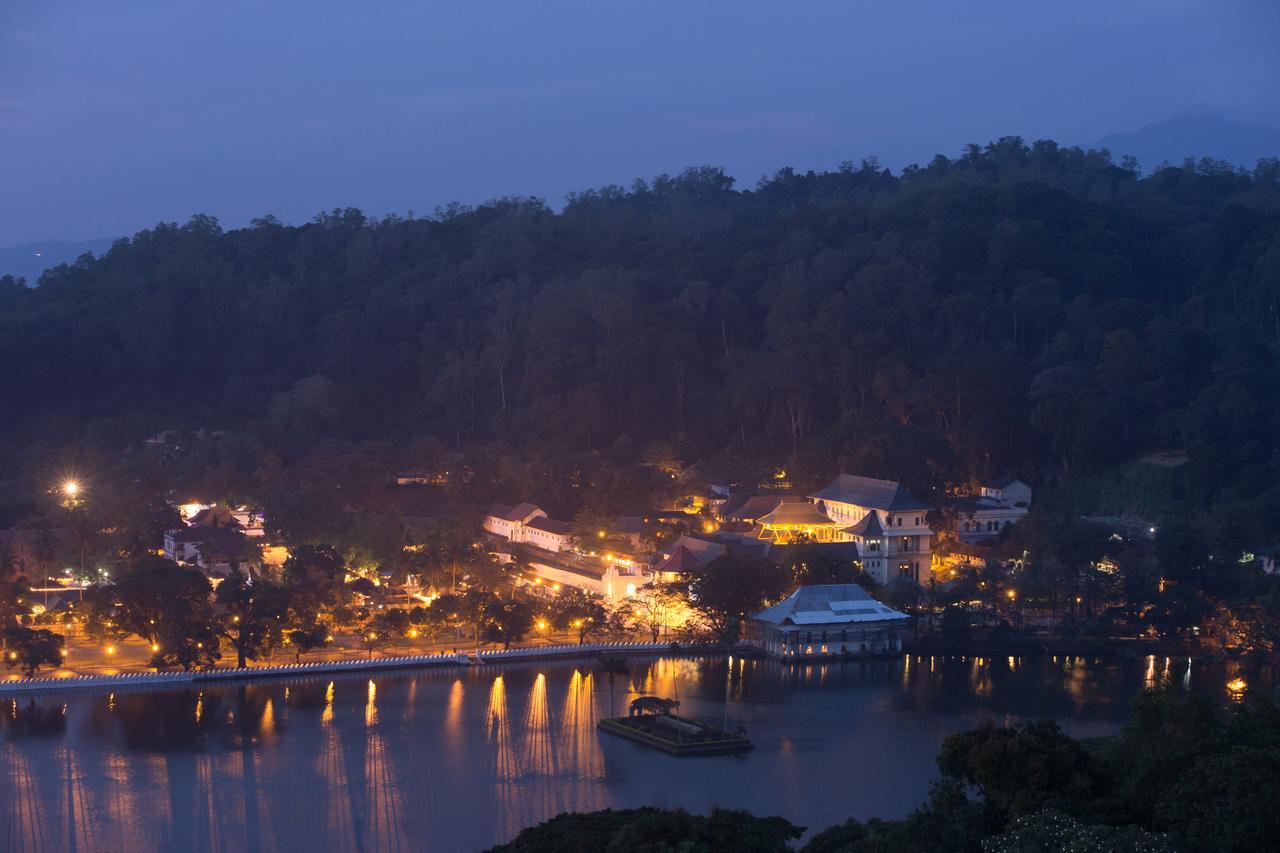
[2,138,1280,543]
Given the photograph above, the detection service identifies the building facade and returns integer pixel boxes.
[810,474,933,583]
[749,584,908,659]
[951,477,1032,544]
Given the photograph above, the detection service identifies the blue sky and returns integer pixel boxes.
[3,1,1278,243]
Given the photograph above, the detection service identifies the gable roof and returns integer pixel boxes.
[725,494,782,521]
[487,502,544,523]
[654,545,705,575]
[613,516,647,535]
[526,517,572,536]
[752,584,907,625]
[190,505,240,529]
[843,511,884,538]
[757,498,835,527]
[811,474,930,512]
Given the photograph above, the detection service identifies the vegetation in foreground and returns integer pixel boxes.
[491,689,1280,853]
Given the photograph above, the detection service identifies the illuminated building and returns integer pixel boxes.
[755,497,838,543]
[749,584,908,659]
[811,474,933,583]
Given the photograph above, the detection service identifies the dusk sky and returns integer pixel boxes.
[3,1,1278,245]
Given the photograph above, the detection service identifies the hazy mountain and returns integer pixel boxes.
[0,237,116,284]
[1090,115,1280,173]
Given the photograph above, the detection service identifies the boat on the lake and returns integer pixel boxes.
[598,696,753,756]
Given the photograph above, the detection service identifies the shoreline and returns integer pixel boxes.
[0,641,702,695]
[1,640,1248,695]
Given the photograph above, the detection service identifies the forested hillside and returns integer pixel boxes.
[3,138,1280,543]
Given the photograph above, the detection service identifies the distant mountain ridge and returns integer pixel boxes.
[0,237,116,284]
[1089,115,1280,173]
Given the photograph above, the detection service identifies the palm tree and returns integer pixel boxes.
[596,654,630,718]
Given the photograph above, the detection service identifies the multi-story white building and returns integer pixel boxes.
[482,503,547,541]
[951,477,1032,543]
[810,474,933,584]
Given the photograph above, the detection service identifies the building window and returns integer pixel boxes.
[805,645,813,655]
[821,644,828,654]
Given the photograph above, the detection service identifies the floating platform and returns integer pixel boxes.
[598,714,753,756]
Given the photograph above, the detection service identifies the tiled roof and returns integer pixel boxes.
[842,511,884,538]
[487,502,544,523]
[725,494,782,521]
[752,584,907,625]
[757,498,835,527]
[810,474,930,511]
[526,517,572,536]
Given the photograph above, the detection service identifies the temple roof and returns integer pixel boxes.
[811,474,930,511]
[753,584,908,625]
[724,494,782,521]
[757,498,835,527]
[842,511,884,538]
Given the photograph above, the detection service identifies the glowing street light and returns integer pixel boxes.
[63,480,80,498]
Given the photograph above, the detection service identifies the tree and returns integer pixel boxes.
[459,588,496,650]
[484,599,534,650]
[0,545,32,638]
[490,807,801,853]
[2,626,65,676]
[550,588,607,644]
[287,623,331,662]
[215,567,289,667]
[281,544,347,623]
[680,552,790,642]
[86,558,221,670]
[634,580,682,642]
[937,720,1097,819]
[983,811,1172,853]
[368,608,411,650]
[779,542,856,585]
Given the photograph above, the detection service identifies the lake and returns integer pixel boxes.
[0,653,1268,852]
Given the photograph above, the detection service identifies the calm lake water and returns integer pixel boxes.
[0,653,1271,852]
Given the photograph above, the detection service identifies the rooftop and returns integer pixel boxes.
[842,510,884,538]
[757,498,835,528]
[526,516,572,536]
[811,474,931,512]
[753,584,908,626]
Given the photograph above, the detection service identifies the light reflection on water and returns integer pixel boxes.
[0,654,1274,852]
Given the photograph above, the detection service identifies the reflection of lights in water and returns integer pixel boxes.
[971,656,992,698]
[315,708,354,845]
[1183,658,1192,692]
[1227,676,1247,700]
[3,744,49,850]
[1144,655,1156,688]
[521,673,556,776]
[56,746,98,851]
[261,698,274,738]
[486,677,516,780]
[364,720,405,850]
[1007,656,1016,671]
[365,680,378,727]
[195,692,203,724]
[485,675,520,839]
[445,679,464,738]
